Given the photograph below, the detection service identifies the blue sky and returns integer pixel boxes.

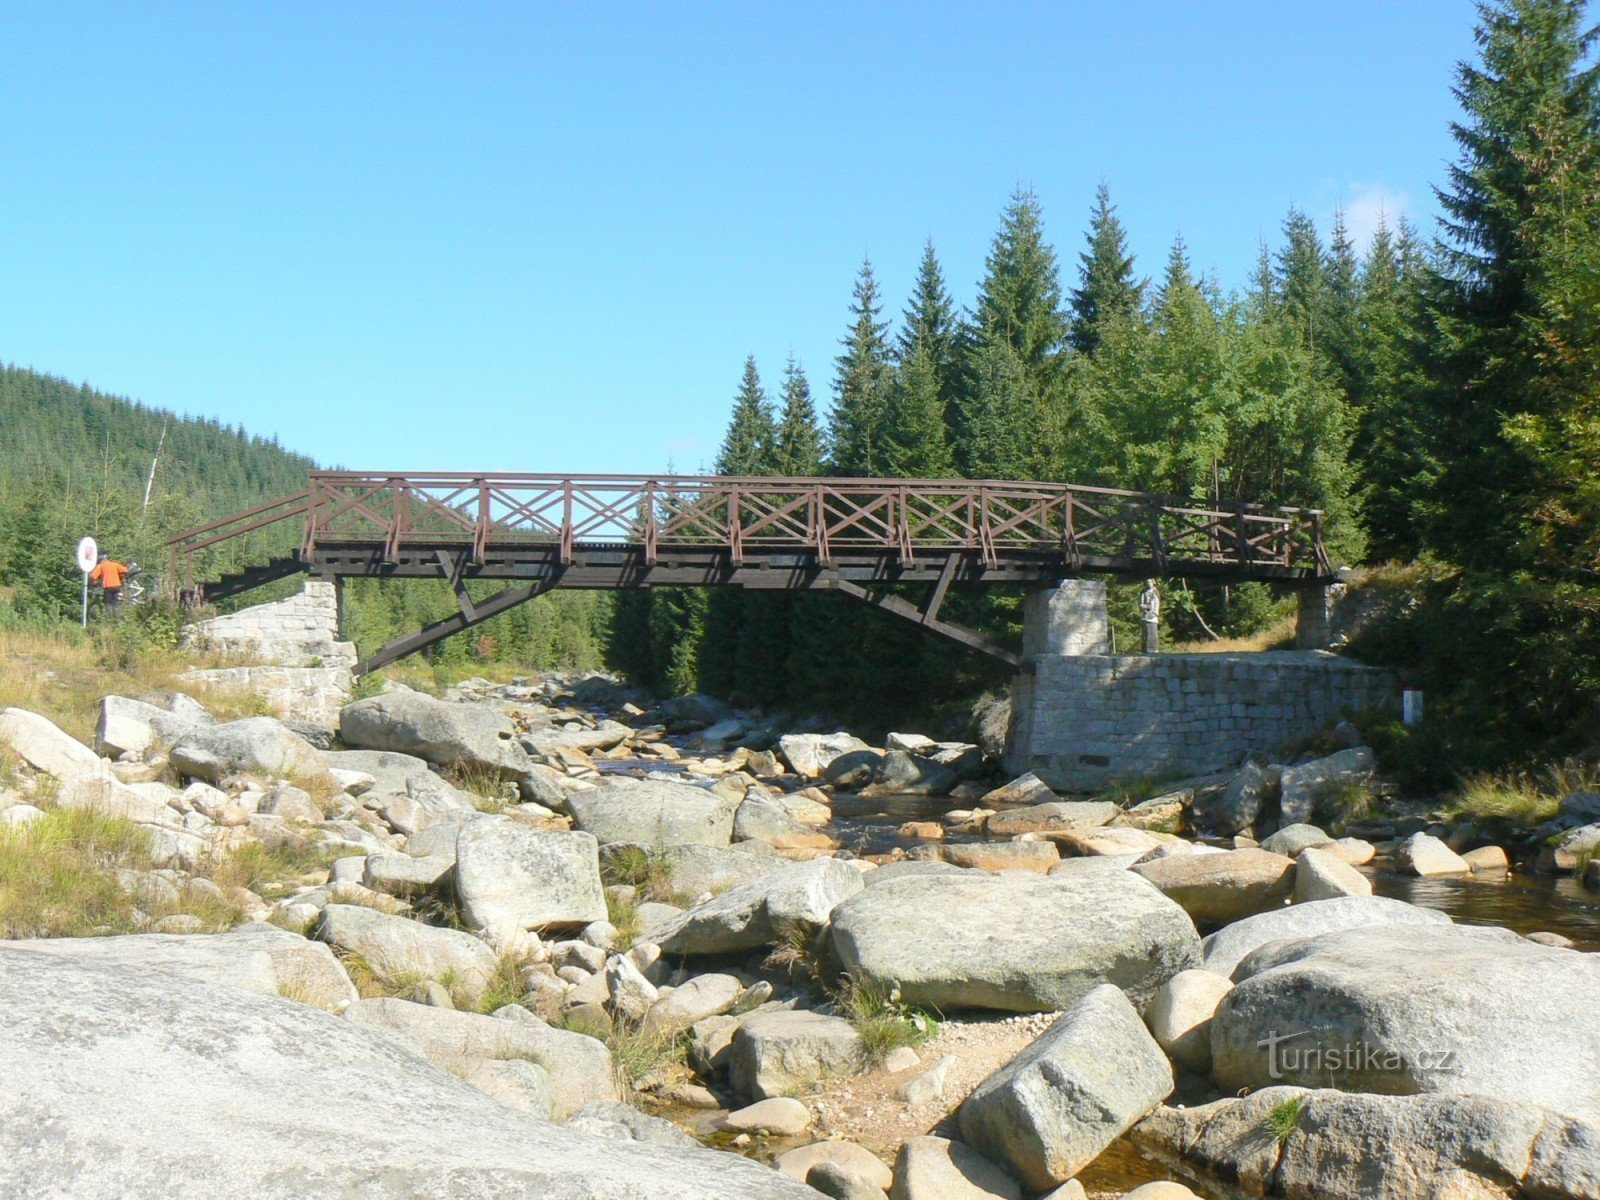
[1,2,1477,477]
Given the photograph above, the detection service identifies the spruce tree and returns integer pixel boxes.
[956,189,1071,476]
[897,240,965,436]
[1275,206,1331,354]
[884,343,956,477]
[972,187,1069,373]
[827,259,895,475]
[1068,182,1145,356]
[772,356,823,475]
[1416,0,1600,572]
[716,357,776,475]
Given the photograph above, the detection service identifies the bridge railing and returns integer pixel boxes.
[169,472,1329,581]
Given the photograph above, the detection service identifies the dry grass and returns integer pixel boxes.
[0,807,243,937]
[1449,759,1600,827]
[0,628,270,744]
[203,837,340,896]
[1169,615,1297,654]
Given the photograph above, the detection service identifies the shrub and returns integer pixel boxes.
[1266,1095,1306,1143]
[835,976,939,1066]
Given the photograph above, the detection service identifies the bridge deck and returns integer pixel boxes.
[169,472,1332,674]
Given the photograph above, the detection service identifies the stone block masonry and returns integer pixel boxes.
[1007,651,1398,791]
[179,581,355,726]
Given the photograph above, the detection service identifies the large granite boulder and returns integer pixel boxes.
[1143,968,1234,1074]
[778,733,871,780]
[1203,896,1452,979]
[96,694,215,758]
[1293,846,1372,901]
[1129,1087,1600,1200]
[830,871,1201,1013]
[0,948,815,1198]
[0,707,103,778]
[1211,924,1600,1123]
[1130,848,1296,929]
[655,857,864,956]
[889,1137,1021,1200]
[567,776,740,847]
[1278,747,1374,826]
[454,817,607,932]
[170,717,327,782]
[959,984,1173,1190]
[340,689,531,777]
[0,923,354,1011]
[729,1010,864,1100]
[315,905,499,1002]
[1191,762,1272,836]
[1199,895,1451,978]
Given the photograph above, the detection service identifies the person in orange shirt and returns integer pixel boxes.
[88,553,130,614]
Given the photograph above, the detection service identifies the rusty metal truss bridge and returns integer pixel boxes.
[169,471,1333,676]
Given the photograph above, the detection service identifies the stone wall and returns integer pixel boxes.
[1007,650,1398,791]
[179,581,354,726]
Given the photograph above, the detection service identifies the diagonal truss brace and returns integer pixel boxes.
[354,555,555,676]
[826,573,1024,670]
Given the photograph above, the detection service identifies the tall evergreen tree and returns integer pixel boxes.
[716,357,776,475]
[884,344,956,477]
[1275,206,1331,354]
[897,240,966,438]
[827,259,896,475]
[771,356,823,475]
[1415,0,1600,573]
[956,189,1071,476]
[1068,182,1144,356]
[972,187,1069,372]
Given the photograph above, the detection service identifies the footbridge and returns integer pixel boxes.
[169,471,1334,677]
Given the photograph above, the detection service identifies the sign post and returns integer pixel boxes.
[76,536,98,628]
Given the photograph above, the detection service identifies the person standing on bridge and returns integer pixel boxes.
[1139,579,1161,654]
[89,552,131,617]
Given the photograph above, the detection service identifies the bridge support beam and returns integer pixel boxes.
[353,581,552,677]
[1295,583,1333,651]
[828,578,1023,670]
[1022,580,1113,656]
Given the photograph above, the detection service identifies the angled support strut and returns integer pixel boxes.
[353,579,553,676]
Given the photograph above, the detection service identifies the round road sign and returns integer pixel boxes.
[77,536,98,574]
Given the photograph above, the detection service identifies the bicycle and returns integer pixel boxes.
[120,562,157,607]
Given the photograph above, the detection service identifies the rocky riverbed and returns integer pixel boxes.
[1,671,1598,1199]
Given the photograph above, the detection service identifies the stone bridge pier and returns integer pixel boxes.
[1006,580,1393,791]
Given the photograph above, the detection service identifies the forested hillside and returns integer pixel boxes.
[0,365,609,671]
[620,0,1600,772]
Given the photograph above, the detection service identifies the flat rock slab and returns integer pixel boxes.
[568,776,740,847]
[985,803,1113,838]
[455,816,607,932]
[1130,1087,1600,1200]
[344,996,618,1119]
[655,857,864,956]
[1199,894,1451,978]
[0,707,103,778]
[0,948,819,1199]
[959,985,1173,1190]
[729,1010,864,1100]
[909,840,1060,873]
[830,871,1201,1013]
[339,689,528,776]
[1214,924,1600,1124]
[1130,848,1295,929]
[0,923,355,1011]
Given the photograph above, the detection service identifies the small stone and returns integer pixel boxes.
[1395,832,1471,876]
[890,1137,1021,1200]
[1462,845,1510,873]
[775,1141,893,1190]
[882,1046,921,1074]
[1292,846,1372,902]
[896,1054,955,1106]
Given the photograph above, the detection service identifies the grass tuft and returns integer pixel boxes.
[836,976,939,1066]
[1266,1095,1307,1143]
